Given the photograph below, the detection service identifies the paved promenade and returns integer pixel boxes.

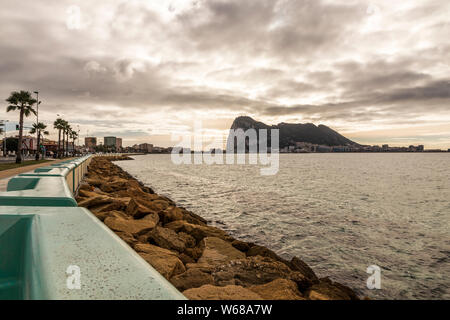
[0,158,73,191]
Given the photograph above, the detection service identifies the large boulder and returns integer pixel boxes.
[178,232,196,248]
[170,268,214,292]
[125,198,156,219]
[184,246,204,261]
[89,199,127,214]
[289,257,319,283]
[197,237,246,267]
[165,220,233,242]
[183,285,262,300]
[99,177,130,193]
[147,226,187,252]
[104,216,156,235]
[126,197,170,218]
[93,210,128,222]
[84,178,105,187]
[135,243,185,279]
[212,256,311,290]
[77,195,116,208]
[249,279,305,300]
[161,206,208,226]
[160,206,184,224]
[231,239,250,253]
[246,245,291,267]
[114,231,138,248]
[78,188,100,199]
[307,278,359,300]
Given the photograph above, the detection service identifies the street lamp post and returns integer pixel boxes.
[77,125,80,156]
[34,91,41,160]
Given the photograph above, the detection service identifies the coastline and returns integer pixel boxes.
[76,155,361,300]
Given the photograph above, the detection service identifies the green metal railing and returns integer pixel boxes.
[0,155,186,300]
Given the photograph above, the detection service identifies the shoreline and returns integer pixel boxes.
[76,155,361,300]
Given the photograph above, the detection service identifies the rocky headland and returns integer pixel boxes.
[76,156,360,300]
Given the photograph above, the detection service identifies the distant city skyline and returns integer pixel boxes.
[1,0,449,149]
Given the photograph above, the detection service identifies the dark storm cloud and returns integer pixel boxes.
[176,0,364,59]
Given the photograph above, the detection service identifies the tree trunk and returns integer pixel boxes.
[66,133,69,157]
[16,109,24,164]
[57,129,61,158]
[35,129,41,161]
[62,130,65,158]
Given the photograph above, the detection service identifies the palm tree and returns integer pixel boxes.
[5,91,37,163]
[67,124,71,157]
[30,122,49,160]
[63,121,71,157]
[61,120,68,158]
[70,130,78,156]
[53,118,65,158]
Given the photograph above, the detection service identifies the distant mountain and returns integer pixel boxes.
[229,116,359,148]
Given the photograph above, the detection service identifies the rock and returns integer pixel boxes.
[160,206,184,224]
[84,178,105,187]
[135,243,186,279]
[127,188,160,201]
[79,183,94,191]
[99,177,131,193]
[212,256,310,289]
[104,216,156,235]
[141,211,160,225]
[78,195,116,208]
[184,211,207,226]
[89,199,127,214]
[134,243,178,256]
[114,231,137,247]
[246,245,290,266]
[179,253,195,265]
[178,232,196,248]
[249,279,305,300]
[170,268,214,291]
[165,220,233,242]
[125,198,157,219]
[197,237,246,266]
[183,285,262,300]
[78,188,100,198]
[307,278,359,300]
[93,210,128,222]
[185,263,214,272]
[231,239,250,252]
[289,257,319,283]
[184,246,204,261]
[148,226,187,252]
[147,199,171,212]
[161,206,207,226]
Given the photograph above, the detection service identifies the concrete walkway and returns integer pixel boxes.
[0,158,73,191]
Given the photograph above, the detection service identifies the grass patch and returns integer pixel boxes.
[0,159,52,172]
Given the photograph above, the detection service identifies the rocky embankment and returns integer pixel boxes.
[76,156,360,300]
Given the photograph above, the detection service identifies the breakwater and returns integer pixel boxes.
[78,156,360,300]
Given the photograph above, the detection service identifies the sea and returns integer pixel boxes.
[115,153,450,300]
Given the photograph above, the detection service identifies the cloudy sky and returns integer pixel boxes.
[1,0,449,149]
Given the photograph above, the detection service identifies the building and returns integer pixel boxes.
[104,136,116,148]
[115,138,122,150]
[139,143,153,153]
[85,137,97,150]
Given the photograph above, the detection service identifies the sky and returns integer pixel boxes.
[0,0,449,149]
